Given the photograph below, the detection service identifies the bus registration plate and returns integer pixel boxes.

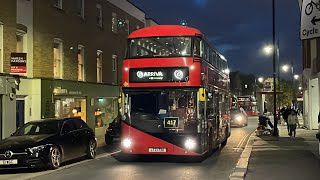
[148,148,167,153]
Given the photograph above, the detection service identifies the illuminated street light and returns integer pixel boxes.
[282,64,290,72]
[294,74,299,80]
[263,45,273,55]
[258,77,264,83]
[224,68,230,74]
[299,86,302,90]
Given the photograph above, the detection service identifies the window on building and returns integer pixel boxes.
[125,20,130,34]
[16,32,25,52]
[112,55,117,84]
[97,50,103,83]
[54,39,63,79]
[53,0,63,9]
[96,4,103,27]
[78,45,85,81]
[0,24,3,72]
[112,13,117,33]
[77,0,84,18]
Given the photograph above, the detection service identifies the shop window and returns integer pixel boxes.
[78,45,85,81]
[97,50,103,83]
[96,4,103,27]
[55,98,87,122]
[54,38,63,79]
[94,98,118,128]
[112,13,117,33]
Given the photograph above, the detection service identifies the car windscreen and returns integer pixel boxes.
[13,121,59,136]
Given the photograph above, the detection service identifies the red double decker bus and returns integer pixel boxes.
[120,25,230,157]
[237,96,258,116]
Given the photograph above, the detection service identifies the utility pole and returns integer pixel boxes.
[272,0,278,136]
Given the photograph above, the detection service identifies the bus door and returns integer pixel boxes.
[206,89,217,149]
[198,88,208,152]
[213,90,220,144]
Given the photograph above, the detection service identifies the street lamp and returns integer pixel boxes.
[294,74,299,80]
[258,77,264,83]
[263,45,273,55]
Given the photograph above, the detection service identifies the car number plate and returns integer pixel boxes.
[148,148,167,152]
[0,159,18,165]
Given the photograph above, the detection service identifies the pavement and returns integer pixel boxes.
[243,122,320,180]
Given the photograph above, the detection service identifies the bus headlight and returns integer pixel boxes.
[235,115,243,121]
[185,138,196,150]
[122,138,132,148]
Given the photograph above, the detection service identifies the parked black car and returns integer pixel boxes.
[0,118,97,170]
[105,116,121,145]
[230,108,248,127]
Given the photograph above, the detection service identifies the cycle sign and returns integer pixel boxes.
[301,0,320,40]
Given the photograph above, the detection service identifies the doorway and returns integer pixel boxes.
[16,100,25,129]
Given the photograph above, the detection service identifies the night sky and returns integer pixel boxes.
[130,0,302,78]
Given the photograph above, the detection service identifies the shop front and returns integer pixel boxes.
[0,76,17,140]
[41,80,120,146]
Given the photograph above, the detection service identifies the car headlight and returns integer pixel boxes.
[235,115,243,121]
[122,138,132,148]
[26,145,47,154]
[184,138,196,150]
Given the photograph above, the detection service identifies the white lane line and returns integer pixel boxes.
[96,150,121,159]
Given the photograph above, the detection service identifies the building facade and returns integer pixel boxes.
[0,0,19,139]
[0,0,147,144]
[299,0,319,130]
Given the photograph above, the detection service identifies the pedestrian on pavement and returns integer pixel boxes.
[283,107,291,133]
[288,110,299,137]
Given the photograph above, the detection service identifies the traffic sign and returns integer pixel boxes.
[301,0,320,40]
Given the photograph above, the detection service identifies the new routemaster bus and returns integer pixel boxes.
[120,25,231,157]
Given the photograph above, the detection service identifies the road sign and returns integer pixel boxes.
[301,0,320,40]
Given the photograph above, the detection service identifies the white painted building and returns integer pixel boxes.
[299,0,319,130]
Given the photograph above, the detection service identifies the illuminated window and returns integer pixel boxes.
[112,13,117,33]
[77,0,84,18]
[54,38,63,79]
[96,4,103,27]
[78,45,85,81]
[53,0,63,9]
[97,50,103,83]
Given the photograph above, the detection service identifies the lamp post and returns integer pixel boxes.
[272,0,278,136]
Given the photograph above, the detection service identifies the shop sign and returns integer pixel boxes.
[53,87,82,95]
[53,87,68,95]
[10,53,27,74]
[129,67,189,83]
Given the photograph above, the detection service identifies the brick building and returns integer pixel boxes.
[0,0,148,143]
[0,0,19,139]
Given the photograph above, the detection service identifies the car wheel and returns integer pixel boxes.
[48,146,61,170]
[87,139,97,159]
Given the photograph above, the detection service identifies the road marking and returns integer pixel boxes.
[234,133,250,152]
[18,150,120,180]
[229,131,255,180]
